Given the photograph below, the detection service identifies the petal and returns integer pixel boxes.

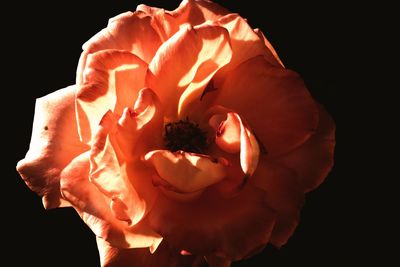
[90,111,146,226]
[251,161,304,247]
[76,50,148,143]
[97,238,205,267]
[77,11,161,84]
[143,150,227,194]
[254,28,285,67]
[137,0,230,41]
[60,152,162,249]
[116,88,164,161]
[16,85,89,209]
[146,23,232,119]
[148,184,276,260]
[276,105,336,192]
[214,56,319,156]
[205,255,231,267]
[214,14,283,87]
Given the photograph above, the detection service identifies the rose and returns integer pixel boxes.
[17,0,335,266]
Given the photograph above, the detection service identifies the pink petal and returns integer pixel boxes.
[143,150,227,195]
[60,152,162,250]
[276,105,336,192]
[16,85,89,209]
[76,11,161,84]
[97,238,205,267]
[76,49,148,143]
[213,55,319,156]
[148,184,276,260]
[146,23,232,119]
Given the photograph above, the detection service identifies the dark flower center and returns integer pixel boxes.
[164,118,207,154]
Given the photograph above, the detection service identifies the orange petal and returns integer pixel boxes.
[254,28,285,67]
[116,88,164,161]
[16,85,89,209]
[76,11,161,84]
[214,55,319,156]
[251,161,304,247]
[96,238,205,267]
[146,23,232,119]
[143,150,227,194]
[276,105,336,192]
[205,255,232,267]
[60,152,162,250]
[76,50,148,143]
[90,111,146,226]
[148,184,276,260]
[214,14,283,88]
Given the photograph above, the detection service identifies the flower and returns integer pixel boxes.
[16,0,335,266]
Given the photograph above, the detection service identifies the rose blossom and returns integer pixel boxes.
[17,0,335,266]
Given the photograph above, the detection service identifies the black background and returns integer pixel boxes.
[6,0,384,266]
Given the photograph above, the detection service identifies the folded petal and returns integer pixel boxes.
[148,184,276,260]
[60,152,162,250]
[17,85,89,209]
[276,105,336,192]
[251,161,304,247]
[254,28,284,67]
[213,14,284,87]
[143,150,227,195]
[77,11,161,84]
[76,50,148,143]
[97,238,205,267]
[214,56,319,156]
[146,23,232,119]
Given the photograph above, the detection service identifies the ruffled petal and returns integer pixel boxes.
[146,23,232,119]
[17,85,89,209]
[276,105,336,192]
[97,238,205,267]
[148,185,276,260]
[213,14,283,87]
[76,49,148,143]
[214,55,319,156]
[251,161,304,247]
[143,150,227,195]
[60,152,162,250]
[137,0,230,42]
[77,11,161,84]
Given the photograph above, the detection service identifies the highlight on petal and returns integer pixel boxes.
[76,49,148,143]
[143,150,227,196]
[214,55,319,156]
[90,111,146,226]
[76,11,161,84]
[16,85,89,209]
[148,184,276,260]
[276,105,336,192]
[146,23,232,119]
[60,152,162,250]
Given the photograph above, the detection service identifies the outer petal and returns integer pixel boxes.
[254,28,284,67]
[77,11,161,84]
[97,238,205,267]
[213,56,319,156]
[251,161,304,247]
[17,85,89,209]
[146,23,232,119]
[60,152,162,250]
[276,105,336,192]
[76,50,148,143]
[148,185,276,260]
[143,150,227,194]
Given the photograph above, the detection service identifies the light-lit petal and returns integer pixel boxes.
[143,150,227,194]
[214,55,319,156]
[276,105,336,192]
[148,185,276,260]
[76,49,148,143]
[17,85,89,209]
[146,23,232,119]
[60,152,162,249]
[77,12,161,84]
[254,28,284,67]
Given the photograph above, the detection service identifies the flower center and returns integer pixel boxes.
[164,118,207,154]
